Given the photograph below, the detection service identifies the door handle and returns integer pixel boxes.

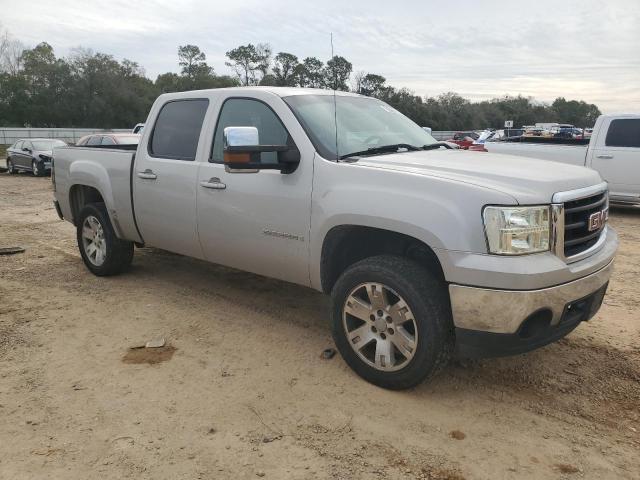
[596,154,613,159]
[137,169,157,180]
[200,177,226,190]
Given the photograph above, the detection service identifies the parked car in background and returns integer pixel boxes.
[76,133,141,147]
[132,123,145,134]
[484,114,640,205]
[447,131,479,149]
[6,138,67,176]
[553,126,583,139]
[474,128,525,144]
[523,127,551,137]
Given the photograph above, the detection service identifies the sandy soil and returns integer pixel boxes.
[0,172,638,480]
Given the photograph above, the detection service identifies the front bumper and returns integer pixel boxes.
[450,260,614,358]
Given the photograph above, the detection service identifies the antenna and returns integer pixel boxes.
[331,32,339,160]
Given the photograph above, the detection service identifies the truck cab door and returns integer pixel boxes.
[196,95,313,286]
[590,117,640,203]
[132,98,210,258]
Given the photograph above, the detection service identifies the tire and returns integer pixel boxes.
[331,255,453,390]
[32,160,42,177]
[6,158,15,174]
[76,202,134,276]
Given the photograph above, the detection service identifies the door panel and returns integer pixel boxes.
[132,98,210,258]
[196,96,313,286]
[20,141,33,168]
[591,118,640,200]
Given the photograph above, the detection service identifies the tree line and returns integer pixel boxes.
[0,26,601,131]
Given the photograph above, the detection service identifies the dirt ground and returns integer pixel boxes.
[0,172,638,480]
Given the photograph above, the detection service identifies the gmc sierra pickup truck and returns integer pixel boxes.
[52,87,618,389]
[483,114,640,206]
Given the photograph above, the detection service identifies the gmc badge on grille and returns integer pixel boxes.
[588,209,609,231]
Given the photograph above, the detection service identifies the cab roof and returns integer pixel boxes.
[160,86,364,100]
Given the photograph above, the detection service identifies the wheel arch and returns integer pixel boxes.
[318,224,446,294]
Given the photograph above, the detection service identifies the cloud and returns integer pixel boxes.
[1,0,638,112]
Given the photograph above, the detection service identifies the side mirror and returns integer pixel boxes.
[223,126,300,174]
[22,147,31,153]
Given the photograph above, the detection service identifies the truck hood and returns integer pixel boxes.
[354,149,602,204]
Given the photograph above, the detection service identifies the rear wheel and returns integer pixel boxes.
[76,202,134,276]
[331,255,453,390]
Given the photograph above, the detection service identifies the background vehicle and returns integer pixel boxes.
[446,131,479,149]
[484,114,640,205]
[52,87,617,389]
[6,138,66,176]
[523,126,551,137]
[553,125,583,139]
[474,128,524,144]
[76,133,141,147]
[132,123,145,134]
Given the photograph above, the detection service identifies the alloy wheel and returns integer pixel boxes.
[81,215,107,266]
[342,282,418,372]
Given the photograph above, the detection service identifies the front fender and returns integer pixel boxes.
[309,157,516,290]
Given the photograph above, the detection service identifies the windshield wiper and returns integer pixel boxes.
[338,143,422,160]
[421,142,454,150]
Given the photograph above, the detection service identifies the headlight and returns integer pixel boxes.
[483,206,550,255]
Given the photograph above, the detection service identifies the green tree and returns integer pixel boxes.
[225,43,271,86]
[359,73,387,97]
[296,57,324,88]
[552,97,601,127]
[178,44,208,78]
[323,55,352,91]
[272,52,299,86]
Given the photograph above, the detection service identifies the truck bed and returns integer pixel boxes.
[483,142,588,166]
[52,146,142,243]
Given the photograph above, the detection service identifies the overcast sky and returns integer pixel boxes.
[2,0,639,113]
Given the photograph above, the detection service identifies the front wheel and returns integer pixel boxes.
[331,255,453,390]
[76,203,134,276]
[6,158,15,174]
[32,160,43,177]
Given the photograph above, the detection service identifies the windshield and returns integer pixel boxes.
[31,140,66,150]
[283,95,438,160]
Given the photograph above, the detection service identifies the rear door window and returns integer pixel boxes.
[605,119,640,148]
[101,136,116,146]
[149,99,209,160]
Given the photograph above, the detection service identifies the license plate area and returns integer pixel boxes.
[561,282,609,325]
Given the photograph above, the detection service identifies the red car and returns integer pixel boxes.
[447,131,479,149]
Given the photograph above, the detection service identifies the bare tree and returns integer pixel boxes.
[352,70,366,93]
[0,25,25,74]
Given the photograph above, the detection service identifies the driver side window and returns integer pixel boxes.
[211,98,290,164]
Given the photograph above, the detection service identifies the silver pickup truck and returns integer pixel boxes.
[52,87,618,389]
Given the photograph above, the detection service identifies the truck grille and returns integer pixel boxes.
[564,192,607,258]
